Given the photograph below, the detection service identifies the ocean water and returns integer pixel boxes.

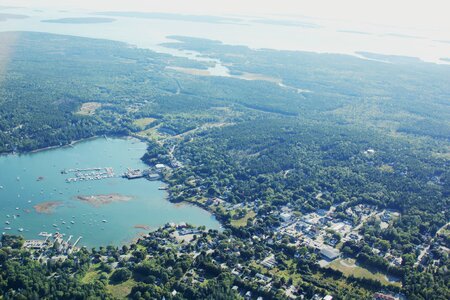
[0,137,220,247]
[0,6,449,64]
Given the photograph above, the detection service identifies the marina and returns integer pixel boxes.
[63,166,161,182]
[24,231,83,254]
[64,167,115,183]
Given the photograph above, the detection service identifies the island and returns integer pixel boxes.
[33,201,63,214]
[75,194,133,207]
[41,17,116,24]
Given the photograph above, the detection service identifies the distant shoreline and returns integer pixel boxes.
[0,134,133,157]
[41,17,116,24]
[29,135,101,154]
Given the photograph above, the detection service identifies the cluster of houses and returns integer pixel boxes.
[274,204,405,266]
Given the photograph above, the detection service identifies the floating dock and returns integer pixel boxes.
[65,167,115,183]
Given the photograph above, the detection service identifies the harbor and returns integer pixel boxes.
[0,137,220,247]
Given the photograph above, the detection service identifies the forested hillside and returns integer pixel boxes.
[0,32,448,299]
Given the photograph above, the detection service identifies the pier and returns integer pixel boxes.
[63,167,108,173]
[72,236,82,247]
[122,168,154,179]
[123,168,146,179]
[123,168,160,180]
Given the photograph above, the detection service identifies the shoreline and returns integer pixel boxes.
[29,135,101,154]
[0,133,137,157]
[0,135,101,157]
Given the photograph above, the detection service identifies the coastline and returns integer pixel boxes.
[130,131,225,231]
[0,135,102,157]
[29,136,101,154]
[0,133,137,157]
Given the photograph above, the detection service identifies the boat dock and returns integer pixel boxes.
[72,236,82,247]
[63,167,108,173]
[65,167,115,183]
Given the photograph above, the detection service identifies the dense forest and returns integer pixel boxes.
[0,32,448,299]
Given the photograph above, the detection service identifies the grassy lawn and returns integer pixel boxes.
[378,164,394,173]
[133,117,157,129]
[328,258,401,287]
[195,197,208,205]
[81,263,101,284]
[136,243,147,252]
[136,126,165,141]
[432,147,450,160]
[81,269,100,284]
[76,102,101,116]
[107,279,136,299]
[231,210,256,227]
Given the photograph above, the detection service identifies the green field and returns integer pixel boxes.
[107,279,136,298]
[133,117,157,129]
[328,258,401,287]
[231,210,256,227]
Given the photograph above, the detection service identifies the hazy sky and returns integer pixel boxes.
[3,0,450,33]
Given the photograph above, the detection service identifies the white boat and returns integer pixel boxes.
[70,221,75,224]
[4,227,11,230]
[18,228,24,232]
[5,221,10,225]
[102,219,107,223]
